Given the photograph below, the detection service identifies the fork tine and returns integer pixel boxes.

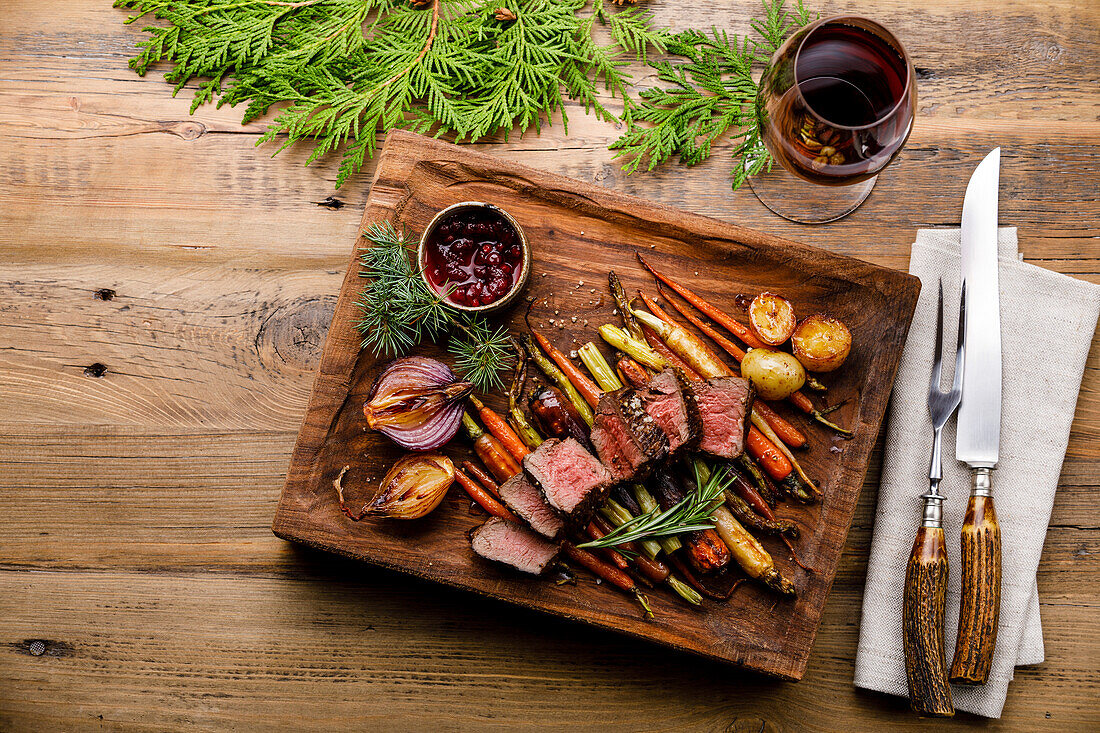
[930,278,945,392]
[952,280,966,392]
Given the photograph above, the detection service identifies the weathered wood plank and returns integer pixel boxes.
[0,431,1094,583]
[1,0,1098,727]
[0,568,1095,731]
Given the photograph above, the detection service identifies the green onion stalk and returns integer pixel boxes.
[578,342,623,393]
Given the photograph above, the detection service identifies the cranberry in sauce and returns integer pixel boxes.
[423,208,524,308]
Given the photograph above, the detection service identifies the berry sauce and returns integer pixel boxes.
[423,208,523,308]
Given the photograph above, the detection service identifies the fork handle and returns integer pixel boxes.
[903,509,954,717]
[950,469,1001,685]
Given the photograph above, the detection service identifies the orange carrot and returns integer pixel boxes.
[461,460,503,499]
[469,394,529,462]
[455,468,519,521]
[746,427,793,481]
[639,291,677,328]
[461,412,522,482]
[561,541,654,618]
[585,522,631,570]
[637,253,766,349]
[616,357,650,389]
[657,283,747,361]
[531,329,602,409]
[752,400,807,450]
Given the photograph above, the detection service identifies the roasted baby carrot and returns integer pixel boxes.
[752,400,807,450]
[461,412,522,482]
[585,522,631,570]
[530,328,602,409]
[469,394,530,462]
[746,426,793,481]
[616,356,650,389]
[454,468,519,521]
[461,460,502,500]
[637,254,766,349]
[561,541,654,618]
[657,283,747,361]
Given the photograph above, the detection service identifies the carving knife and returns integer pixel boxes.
[950,148,1003,685]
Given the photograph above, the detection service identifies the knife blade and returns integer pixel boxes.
[956,148,1001,467]
[950,148,1003,686]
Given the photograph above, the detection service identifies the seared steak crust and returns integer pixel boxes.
[639,368,701,453]
[590,387,669,482]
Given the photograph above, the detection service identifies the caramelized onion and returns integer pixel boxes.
[364,357,472,450]
[360,453,455,519]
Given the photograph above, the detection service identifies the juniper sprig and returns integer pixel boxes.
[354,221,514,390]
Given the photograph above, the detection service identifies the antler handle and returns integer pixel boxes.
[950,468,1001,685]
[903,512,955,717]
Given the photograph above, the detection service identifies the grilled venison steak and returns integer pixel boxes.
[498,473,564,539]
[524,437,613,524]
[639,368,700,453]
[590,387,669,481]
[470,517,560,575]
[693,376,755,459]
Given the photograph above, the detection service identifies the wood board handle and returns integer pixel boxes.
[950,478,1001,685]
[903,524,954,717]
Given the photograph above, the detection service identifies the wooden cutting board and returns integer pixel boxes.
[272,129,920,681]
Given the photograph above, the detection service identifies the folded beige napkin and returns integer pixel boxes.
[854,228,1100,718]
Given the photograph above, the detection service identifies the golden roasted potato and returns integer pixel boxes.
[748,292,797,346]
[791,314,852,372]
[740,347,806,401]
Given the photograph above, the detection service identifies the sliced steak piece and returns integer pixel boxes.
[470,517,560,575]
[693,376,755,459]
[523,437,613,524]
[639,368,700,453]
[590,388,669,481]
[498,473,564,539]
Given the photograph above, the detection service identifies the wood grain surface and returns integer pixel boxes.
[1,0,1098,729]
[271,130,919,680]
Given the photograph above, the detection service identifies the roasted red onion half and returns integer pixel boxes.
[364,357,472,450]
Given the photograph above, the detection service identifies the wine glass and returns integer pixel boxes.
[749,16,916,224]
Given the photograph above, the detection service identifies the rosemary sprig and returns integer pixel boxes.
[355,221,513,390]
[579,462,734,550]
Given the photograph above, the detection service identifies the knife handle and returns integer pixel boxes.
[950,470,1001,685]
[903,518,954,717]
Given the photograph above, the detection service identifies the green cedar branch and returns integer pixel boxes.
[115,0,671,188]
[610,0,811,189]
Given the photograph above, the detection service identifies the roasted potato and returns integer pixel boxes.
[791,314,852,372]
[748,292,797,346]
[740,347,806,401]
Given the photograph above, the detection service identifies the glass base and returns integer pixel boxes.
[747,165,877,224]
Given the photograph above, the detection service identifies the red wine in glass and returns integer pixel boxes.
[751,17,916,221]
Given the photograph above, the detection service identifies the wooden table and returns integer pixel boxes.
[1,1,1096,729]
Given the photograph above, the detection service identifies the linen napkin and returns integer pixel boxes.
[854,228,1100,718]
